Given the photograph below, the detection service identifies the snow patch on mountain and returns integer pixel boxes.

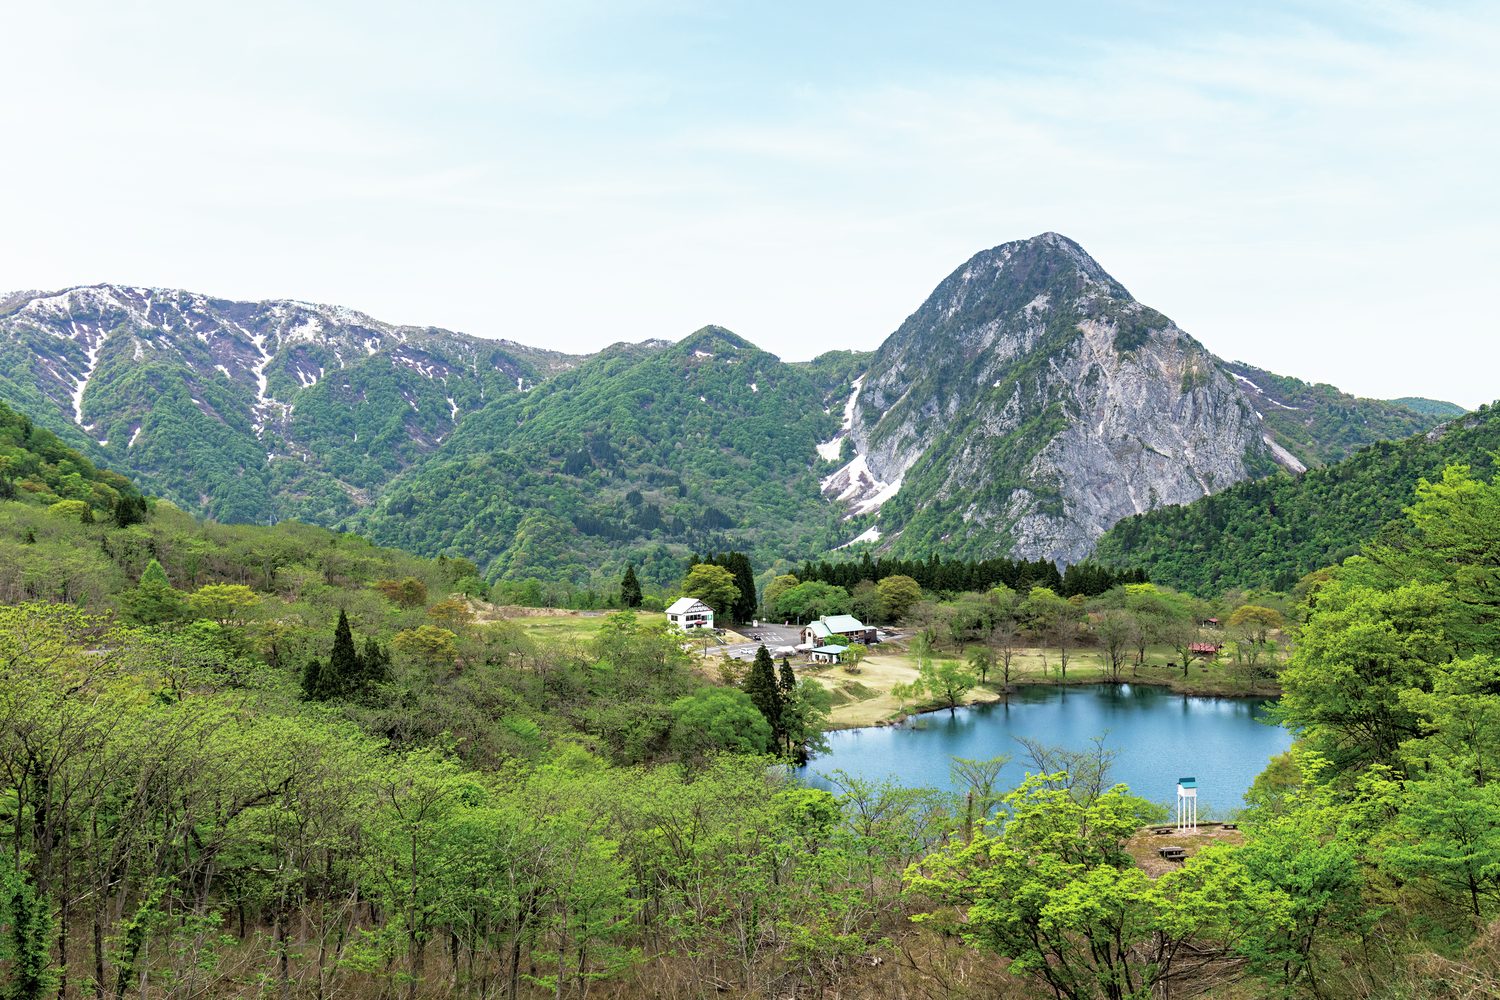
[815,375,863,462]
[1262,433,1308,474]
[837,525,882,548]
[70,333,104,429]
[820,453,904,518]
[248,332,280,438]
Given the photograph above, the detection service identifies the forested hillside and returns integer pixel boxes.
[0,399,144,523]
[355,327,848,587]
[1093,403,1500,594]
[1222,361,1456,469]
[1388,396,1467,419]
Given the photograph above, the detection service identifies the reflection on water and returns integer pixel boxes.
[800,684,1292,811]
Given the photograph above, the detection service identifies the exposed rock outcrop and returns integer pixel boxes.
[837,233,1280,563]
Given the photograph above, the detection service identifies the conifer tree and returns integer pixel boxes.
[620,564,643,608]
[112,492,148,527]
[743,644,783,740]
[729,553,758,623]
[326,609,359,700]
[124,558,182,625]
[778,658,797,700]
[300,658,325,701]
[140,558,169,589]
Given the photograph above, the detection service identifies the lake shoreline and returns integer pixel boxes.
[804,681,1291,809]
[825,671,1282,732]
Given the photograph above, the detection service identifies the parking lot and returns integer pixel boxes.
[713,622,805,661]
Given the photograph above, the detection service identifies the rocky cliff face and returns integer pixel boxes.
[826,233,1281,563]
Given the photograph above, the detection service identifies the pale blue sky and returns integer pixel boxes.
[2,1,1496,405]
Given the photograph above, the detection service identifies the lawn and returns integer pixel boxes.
[474,605,668,645]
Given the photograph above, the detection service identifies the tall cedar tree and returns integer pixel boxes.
[303,610,381,702]
[743,644,783,740]
[620,564,643,608]
[328,610,360,697]
[724,552,757,622]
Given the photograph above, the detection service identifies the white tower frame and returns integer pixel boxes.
[1176,777,1198,832]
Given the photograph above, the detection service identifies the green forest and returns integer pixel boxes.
[353,328,848,588]
[5,386,1500,998]
[1094,403,1500,595]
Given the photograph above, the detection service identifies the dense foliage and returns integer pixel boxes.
[1094,403,1500,595]
[795,551,1145,598]
[0,400,143,521]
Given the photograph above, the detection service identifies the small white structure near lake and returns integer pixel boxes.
[666,597,714,632]
[1176,776,1198,832]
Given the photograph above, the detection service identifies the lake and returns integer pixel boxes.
[801,683,1293,812]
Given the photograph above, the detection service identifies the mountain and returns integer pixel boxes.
[0,285,580,522]
[1223,361,1459,469]
[820,234,1280,564]
[1092,403,1500,594]
[351,326,846,584]
[0,239,1462,584]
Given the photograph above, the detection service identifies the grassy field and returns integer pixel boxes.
[473,605,670,644]
[806,642,1281,728]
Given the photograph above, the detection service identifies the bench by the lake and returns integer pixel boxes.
[1157,846,1188,861]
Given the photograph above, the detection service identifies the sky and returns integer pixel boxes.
[2,1,1497,407]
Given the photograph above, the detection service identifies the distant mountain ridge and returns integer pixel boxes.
[0,284,580,521]
[1222,361,1447,470]
[0,238,1465,585]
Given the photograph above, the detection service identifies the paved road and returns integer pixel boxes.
[709,622,805,661]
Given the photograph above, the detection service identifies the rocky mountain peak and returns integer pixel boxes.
[824,236,1276,563]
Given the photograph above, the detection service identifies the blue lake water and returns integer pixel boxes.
[801,684,1293,812]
